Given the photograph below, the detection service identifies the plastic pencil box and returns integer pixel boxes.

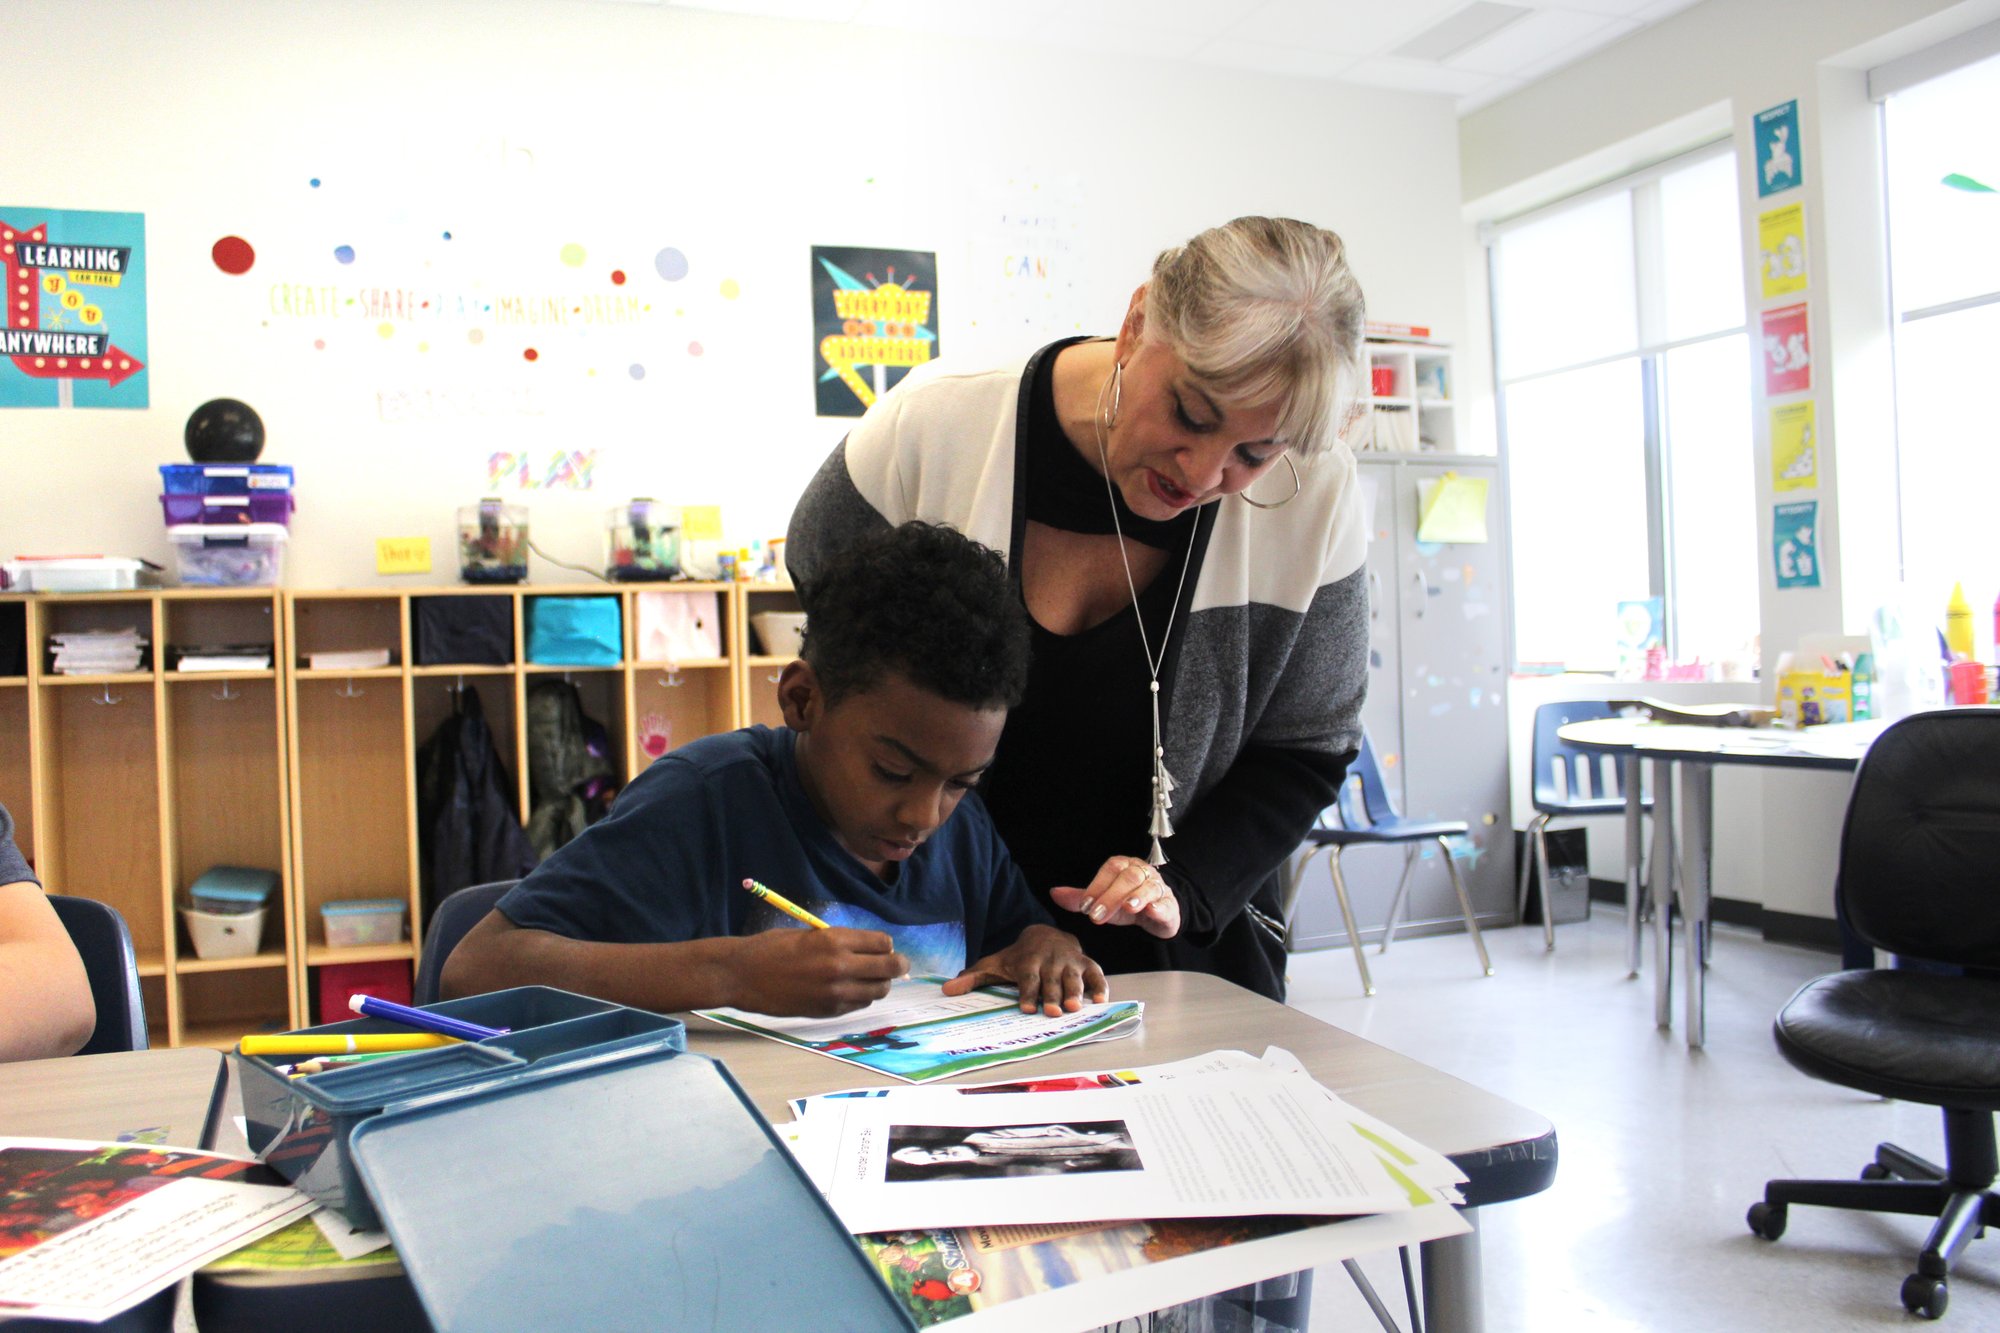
[233,987,686,1231]
[228,987,916,1333]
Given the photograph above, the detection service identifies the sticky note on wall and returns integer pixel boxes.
[376,537,432,574]
[1415,473,1490,544]
[681,505,724,541]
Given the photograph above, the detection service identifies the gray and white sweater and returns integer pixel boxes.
[786,343,1370,997]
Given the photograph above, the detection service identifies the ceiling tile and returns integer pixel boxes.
[846,0,1061,38]
[1197,38,1364,80]
[1456,73,1528,113]
[1338,55,1495,96]
[670,0,868,20]
[1532,0,1656,15]
[1228,0,1466,57]
[1446,7,1617,75]
[1504,15,1641,81]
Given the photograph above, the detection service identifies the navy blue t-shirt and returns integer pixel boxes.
[496,726,1051,977]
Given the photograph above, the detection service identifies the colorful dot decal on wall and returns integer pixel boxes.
[377,322,394,339]
[654,248,689,282]
[467,329,485,345]
[719,279,740,300]
[629,364,645,380]
[523,347,539,362]
[211,236,255,275]
[334,245,356,264]
[610,270,626,286]
[313,339,326,351]
[687,341,704,357]
[442,231,453,241]
[309,178,321,188]
[560,243,586,267]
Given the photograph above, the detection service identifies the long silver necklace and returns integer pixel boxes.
[1094,359,1196,867]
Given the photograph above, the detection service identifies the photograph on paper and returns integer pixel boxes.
[885,1121,1142,1181]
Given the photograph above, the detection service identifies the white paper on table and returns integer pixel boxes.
[0,1138,316,1322]
[1257,1048,1468,1204]
[812,1076,1415,1233]
[309,1209,393,1260]
[786,1047,1263,1119]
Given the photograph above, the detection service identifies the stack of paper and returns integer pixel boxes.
[48,628,147,674]
[305,647,392,670]
[777,1049,1469,1330]
[171,642,274,671]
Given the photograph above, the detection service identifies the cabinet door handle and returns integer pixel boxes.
[1413,571,1428,617]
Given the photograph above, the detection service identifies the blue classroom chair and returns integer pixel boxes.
[1517,700,1652,951]
[413,879,516,1005]
[48,894,147,1055]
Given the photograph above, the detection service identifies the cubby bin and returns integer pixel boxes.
[291,594,403,670]
[162,591,280,675]
[234,986,684,1228]
[630,665,735,768]
[176,964,290,1051]
[291,674,413,965]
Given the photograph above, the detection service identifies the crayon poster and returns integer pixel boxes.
[1758,204,1807,299]
[1773,500,1820,589]
[812,245,938,418]
[1770,399,1817,491]
[1754,100,1802,197]
[1760,303,1811,396]
[1,207,148,408]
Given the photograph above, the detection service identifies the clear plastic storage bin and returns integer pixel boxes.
[322,898,407,948]
[167,523,288,586]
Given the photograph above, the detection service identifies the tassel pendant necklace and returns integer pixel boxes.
[1096,359,1195,867]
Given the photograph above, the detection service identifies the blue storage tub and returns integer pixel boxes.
[160,463,295,495]
[233,987,686,1231]
[160,492,295,526]
[190,866,278,915]
[525,595,622,666]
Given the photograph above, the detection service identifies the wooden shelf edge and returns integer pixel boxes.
[42,671,156,686]
[521,663,622,674]
[305,943,417,967]
[164,669,277,683]
[410,664,515,677]
[176,950,291,974]
[293,666,402,679]
[631,658,731,671]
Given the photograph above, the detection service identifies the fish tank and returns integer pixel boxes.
[457,498,528,584]
[606,498,681,582]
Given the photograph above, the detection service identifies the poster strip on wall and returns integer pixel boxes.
[811,246,939,418]
[1,207,148,409]
[1759,302,1811,396]
[1773,499,1821,589]
[1770,400,1817,492]
[1754,100,1802,197]
[1758,204,1808,300]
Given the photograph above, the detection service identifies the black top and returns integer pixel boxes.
[978,344,1299,999]
[0,802,35,886]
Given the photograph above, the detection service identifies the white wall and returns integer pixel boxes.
[4,0,1466,588]
[1465,0,2000,924]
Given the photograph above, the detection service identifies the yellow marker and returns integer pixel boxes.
[239,1032,457,1056]
[740,877,830,930]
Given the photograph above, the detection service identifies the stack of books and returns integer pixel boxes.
[169,643,274,672]
[49,628,147,674]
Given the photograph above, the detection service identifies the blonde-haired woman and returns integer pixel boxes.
[788,217,1369,1002]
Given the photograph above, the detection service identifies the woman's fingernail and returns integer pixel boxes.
[1127,898,1146,911]
[1089,906,1107,922]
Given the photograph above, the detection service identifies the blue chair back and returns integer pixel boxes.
[413,880,516,1004]
[47,895,147,1054]
[1334,731,1400,829]
[1530,700,1631,816]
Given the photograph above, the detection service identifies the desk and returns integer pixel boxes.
[685,970,1557,1333]
[1560,718,1882,1048]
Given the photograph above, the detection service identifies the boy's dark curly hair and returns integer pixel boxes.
[800,522,1029,710]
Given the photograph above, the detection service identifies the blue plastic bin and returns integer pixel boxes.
[160,463,295,495]
[525,596,622,666]
[233,987,686,1230]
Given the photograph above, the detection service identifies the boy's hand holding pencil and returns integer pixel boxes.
[731,878,908,1017]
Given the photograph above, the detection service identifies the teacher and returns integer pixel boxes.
[787,216,1369,1001]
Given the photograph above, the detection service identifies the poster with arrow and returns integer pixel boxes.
[811,245,938,418]
[2,207,148,409]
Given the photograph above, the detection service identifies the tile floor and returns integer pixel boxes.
[1286,913,2000,1330]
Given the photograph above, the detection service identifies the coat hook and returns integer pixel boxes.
[213,681,240,702]
[766,670,782,684]
[92,684,120,705]
[660,661,683,688]
[336,678,365,698]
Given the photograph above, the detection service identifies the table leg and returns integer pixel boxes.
[1421,1208,1484,1333]
[1623,754,1644,978]
[1650,758,1676,1029]
[1681,762,1714,1049]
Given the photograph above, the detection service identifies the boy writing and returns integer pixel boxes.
[444,522,1107,1017]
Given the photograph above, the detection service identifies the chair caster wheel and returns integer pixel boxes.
[1902,1272,1947,1319]
[1861,1162,1892,1181]
[1746,1201,1786,1241]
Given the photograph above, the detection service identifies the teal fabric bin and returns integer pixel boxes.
[525,596,622,666]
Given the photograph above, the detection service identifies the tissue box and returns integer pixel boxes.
[1778,667,1852,726]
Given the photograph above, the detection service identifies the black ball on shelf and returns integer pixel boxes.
[184,398,265,463]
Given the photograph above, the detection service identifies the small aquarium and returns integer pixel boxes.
[458,498,528,584]
[605,498,681,582]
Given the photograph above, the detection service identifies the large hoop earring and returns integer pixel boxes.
[1106,360,1124,430]
[1240,454,1302,510]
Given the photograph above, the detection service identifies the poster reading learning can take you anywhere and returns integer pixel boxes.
[812,245,938,418]
[1,207,148,409]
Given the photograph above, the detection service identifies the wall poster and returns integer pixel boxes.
[1754,100,1802,197]
[1770,399,1817,492]
[1,207,148,408]
[1773,499,1821,589]
[1758,204,1808,299]
[812,245,939,418]
[1760,302,1811,396]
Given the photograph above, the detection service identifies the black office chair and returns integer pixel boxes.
[412,879,517,1004]
[47,894,147,1054]
[1746,708,2000,1320]
[1517,699,1652,951]
[1283,730,1492,996]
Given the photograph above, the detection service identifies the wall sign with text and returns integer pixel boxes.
[1,206,148,409]
[811,245,939,418]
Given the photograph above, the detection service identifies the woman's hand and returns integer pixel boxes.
[1048,856,1182,939]
[943,924,1109,1015]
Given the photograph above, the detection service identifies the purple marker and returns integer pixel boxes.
[349,993,508,1042]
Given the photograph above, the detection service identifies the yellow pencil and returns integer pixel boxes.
[239,1032,459,1056]
[740,877,831,929]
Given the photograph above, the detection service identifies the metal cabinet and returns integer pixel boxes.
[1287,456,1515,951]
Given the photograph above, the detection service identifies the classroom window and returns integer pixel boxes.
[1883,49,2000,648]
[1489,146,1756,672]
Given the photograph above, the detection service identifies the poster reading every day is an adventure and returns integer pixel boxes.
[1,207,148,409]
[812,245,939,418]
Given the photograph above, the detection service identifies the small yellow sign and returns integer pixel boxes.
[1758,203,1808,299]
[682,505,724,541]
[376,537,432,574]
[1771,400,1817,492]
